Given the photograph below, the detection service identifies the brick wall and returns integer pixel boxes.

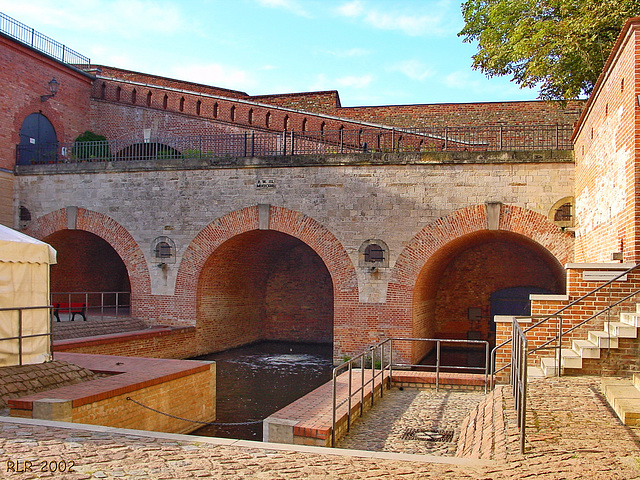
[72,366,214,434]
[45,229,130,293]
[53,327,198,359]
[573,19,640,263]
[0,36,93,171]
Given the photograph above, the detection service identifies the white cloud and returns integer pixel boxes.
[255,0,310,17]
[336,74,374,88]
[0,0,188,36]
[389,60,434,81]
[170,63,258,91]
[335,0,459,37]
[324,47,371,58]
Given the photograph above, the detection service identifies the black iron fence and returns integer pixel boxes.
[16,124,574,166]
[0,12,90,68]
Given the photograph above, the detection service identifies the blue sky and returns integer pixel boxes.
[1,0,540,106]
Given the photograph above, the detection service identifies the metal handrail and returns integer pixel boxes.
[511,318,528,454]
[0,305,53,366]
[50,291,131,321]
[15,124,574,166]
[0,12,90,67]
[490,263,640,386]
[330,337,490,446]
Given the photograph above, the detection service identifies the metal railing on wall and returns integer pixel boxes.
[511,318,528,455]
[0,305,53,367]
[330,337,490,446]
[15,124,574,166]
[0,12,90,68]
[50,291,131,321]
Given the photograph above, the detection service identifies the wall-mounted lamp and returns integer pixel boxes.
[40,77,59,102]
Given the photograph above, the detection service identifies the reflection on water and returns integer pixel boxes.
[191,341,333,440]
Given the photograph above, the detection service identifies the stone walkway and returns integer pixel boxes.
[1,375,639,479]
[53,317,148,341]
[337,388,485,456]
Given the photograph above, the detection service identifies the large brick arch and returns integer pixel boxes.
[391,204,573,289]
[386,204,573,362]
[175,205,358,356]
[24,208,151,295]
[175,205,357,297]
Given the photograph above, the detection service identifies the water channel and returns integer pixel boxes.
[191,341,333,441]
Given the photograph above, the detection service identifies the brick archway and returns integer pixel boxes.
[24,207,151,296]
[175,205,357,356]
[387,204,573,362]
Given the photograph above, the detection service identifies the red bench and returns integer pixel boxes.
[53,303,87,322]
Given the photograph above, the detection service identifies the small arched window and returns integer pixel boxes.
[302,118,307,132]
[100,82,106,99]
[147,91,152,106]
[179,97,185,112]
[116,86,121,101]
[283,115,289,131]
[213,102,218,118]
[248,109,253,124]
[163,94,168,109]
[196,100,201,115]
[358,239,390,269]
[131,88,137,104]
[151,236,177,264]
[265,111,271,128]
[230,105,236,121]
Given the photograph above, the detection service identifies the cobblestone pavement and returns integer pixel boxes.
[337,388,485,456]
[53,317,148,341]
[1,376,640,479]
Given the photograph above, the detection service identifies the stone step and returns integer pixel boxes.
[560,348,582,369]
[601,377,640,426]
[572,339,601,358]
[528,366,545,378]
[620,312,640,327]
[588,330,619,349]
[604,321,637,338]
[540,357,558,377]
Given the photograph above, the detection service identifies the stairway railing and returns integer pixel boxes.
[490,263,640,388]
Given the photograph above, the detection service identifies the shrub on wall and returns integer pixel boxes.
[73,131,110,162]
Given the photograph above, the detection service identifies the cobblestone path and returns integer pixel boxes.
[337,388,485,455]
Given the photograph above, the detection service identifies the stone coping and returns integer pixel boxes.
[53,326,194,351]
[7,352,212,411]
[0,415,490,467]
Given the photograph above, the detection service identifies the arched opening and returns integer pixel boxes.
[17,113,58,165]
[44,230,131,312]
[116,142,182,161]
[196,230,333,354]
[412,230,564,362]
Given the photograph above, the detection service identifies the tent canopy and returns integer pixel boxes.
[0,224,57,264]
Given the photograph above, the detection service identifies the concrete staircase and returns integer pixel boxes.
[601,374,640,426]
[536,305,640,377]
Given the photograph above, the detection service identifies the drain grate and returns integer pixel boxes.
[401,428,454,443]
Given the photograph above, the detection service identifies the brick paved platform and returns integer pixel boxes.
[1,376,639,479]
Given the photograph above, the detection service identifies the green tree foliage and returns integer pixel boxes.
[459,0,640,100]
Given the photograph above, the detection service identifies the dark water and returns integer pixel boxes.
[191,341,333,441]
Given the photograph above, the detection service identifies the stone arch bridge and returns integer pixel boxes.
[16,148,574,362]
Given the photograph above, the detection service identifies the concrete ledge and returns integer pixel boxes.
[53,326,194,350]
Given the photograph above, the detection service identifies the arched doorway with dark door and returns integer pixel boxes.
[18,113,58,165]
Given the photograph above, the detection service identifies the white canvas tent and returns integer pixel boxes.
[0,225,56,366]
